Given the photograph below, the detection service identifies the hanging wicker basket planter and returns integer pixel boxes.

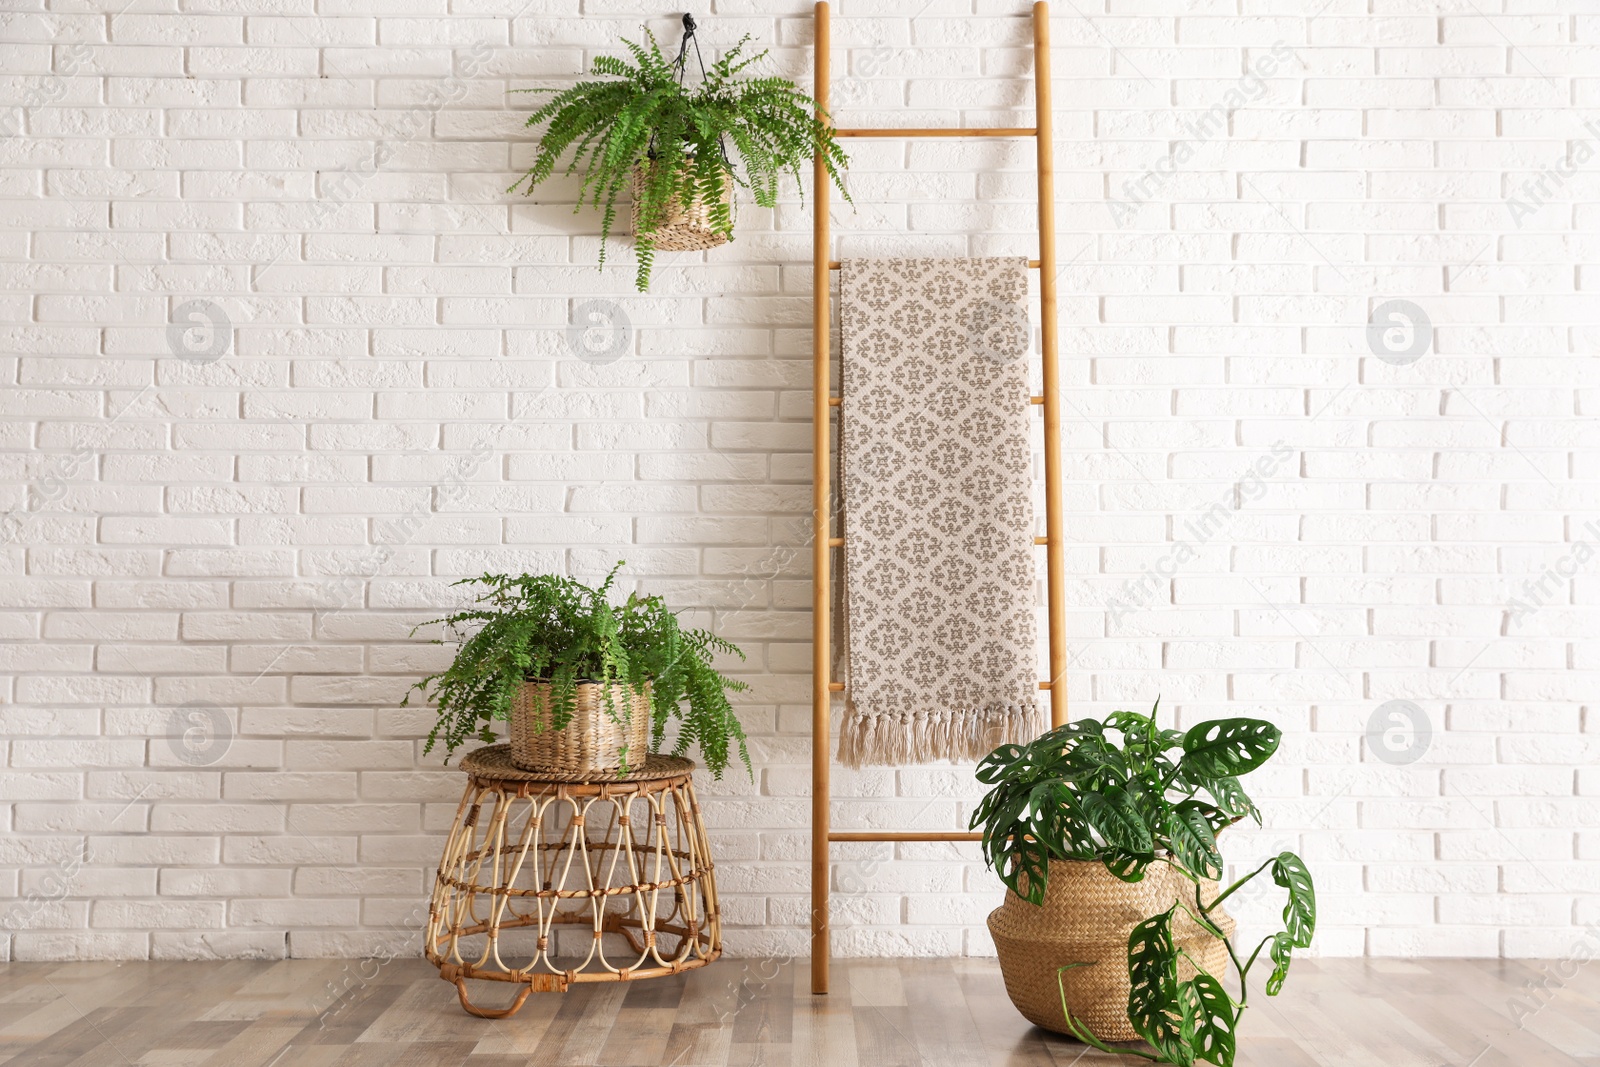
[509,679,652,777]
[988,859,1236,1041]
[630,160,732,252]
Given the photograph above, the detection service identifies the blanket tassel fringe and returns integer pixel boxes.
[837,702,1044,768]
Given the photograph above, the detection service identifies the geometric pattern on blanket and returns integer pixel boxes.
[837,257,1043,767]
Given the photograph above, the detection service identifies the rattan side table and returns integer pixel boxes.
[425,743,722,1019]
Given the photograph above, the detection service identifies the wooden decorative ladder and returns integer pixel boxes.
[809,0,1070,995]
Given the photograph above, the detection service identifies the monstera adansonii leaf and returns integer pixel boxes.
[1178,719,1281,779]
[1127,908,1195,1065]
[1168,800,1225,880]
[1194,774,1262,826]
[1266,851,1316,994]
[1079,785,1154,855]
[1182,969,1237,1066]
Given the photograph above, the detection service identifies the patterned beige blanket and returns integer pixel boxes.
[837,257,1042,767]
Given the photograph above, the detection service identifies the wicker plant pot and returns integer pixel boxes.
[509,679,651,777]
[988,858,1235,1041]
[630,160,731,252]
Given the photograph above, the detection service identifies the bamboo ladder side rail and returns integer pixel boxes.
[810,0,1066,996]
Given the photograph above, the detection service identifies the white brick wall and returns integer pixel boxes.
[1,0,1596,963]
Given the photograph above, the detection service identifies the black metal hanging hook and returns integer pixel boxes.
[672,12,707,86]
[655,13,728,167]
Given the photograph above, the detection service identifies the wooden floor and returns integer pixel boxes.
[0,956,1595,1066]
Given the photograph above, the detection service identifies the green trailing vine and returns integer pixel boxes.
[404,563,751,780]
[509,20,851,290]
[972,701,1316,1066]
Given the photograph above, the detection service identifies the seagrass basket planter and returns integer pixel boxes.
[509,679,651,777]
[988,858,1235,1041]
[630,160,731,252]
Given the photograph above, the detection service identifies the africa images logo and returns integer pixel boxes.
[1505,119,1600,228]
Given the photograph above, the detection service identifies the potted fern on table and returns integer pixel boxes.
[509,14,851,290]
[405,563,751,780]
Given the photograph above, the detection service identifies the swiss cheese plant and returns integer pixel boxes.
[971,702,1315,1066]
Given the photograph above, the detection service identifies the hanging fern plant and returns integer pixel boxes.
[510,15,851,291]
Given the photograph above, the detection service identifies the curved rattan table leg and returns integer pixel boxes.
[430,748,721,1017]
[453,978,532,1020]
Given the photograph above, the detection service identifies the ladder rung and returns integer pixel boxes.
[828,259,1041,270]
[827,681,1050,691]
[832,127,1036,138]
[829,831,983,843]
[827,535,1048,546]
[829,395,1044,406]
[825,127,1036,139]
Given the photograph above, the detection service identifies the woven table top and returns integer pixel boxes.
[457,743,696,784]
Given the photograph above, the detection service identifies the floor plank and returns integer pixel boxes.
[0,958,1591,1066]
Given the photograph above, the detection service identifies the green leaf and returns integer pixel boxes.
[1178,977,1202,1052]
[1196,774,1261,825]
[1126,776,1171,831]
[1126,908,1193,1064]
[1007,832,1051,905]
[982,790,1038,902]
[1167,801,1224,880]
[1106,709,1155,753]
[975,743,1025,785]
[1067,734,1130,776]
[1266,931,1295,995]
[1156,727,1187,750]
[968,788,998,833]
[1079,786,1154,854]
[1037,784,1099,860]
[1177,797,1229,839]
[1179,718,1281,779]
[1183,971,1237,1066]
[1101,848,1153,883]
[1040,718,1107,744]
[1273,851,1317,948]
[1261,850,1317,998]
